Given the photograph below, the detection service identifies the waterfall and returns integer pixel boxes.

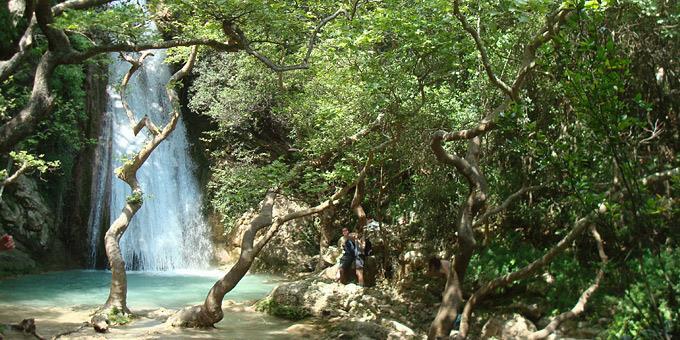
[87,47,213,271]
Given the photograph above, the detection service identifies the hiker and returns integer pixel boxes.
[350,232,365,286]
[0,234,14,252]
[338,228,365,286]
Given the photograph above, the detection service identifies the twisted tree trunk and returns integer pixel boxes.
[98,46,197,316]
[169,158,375,328]
[427,3,572,338]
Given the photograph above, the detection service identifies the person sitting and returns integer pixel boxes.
[0,234,15,252]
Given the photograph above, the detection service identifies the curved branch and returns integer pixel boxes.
[0,162,30,201]
[473,185,543,228]
[455,168,679,338]
[35,0,71,52]
[528,225,608,339]
[119,51,157,134]
[52,0,115,16]
[0,52,58,153]
[452,0,512,97]
[430,130,483,185]
[99,46,198,315]
[170,155,373,328]
[0,20,36,82]
[226,8,349,72]
[510,9,572,97]
[69,39,239,64]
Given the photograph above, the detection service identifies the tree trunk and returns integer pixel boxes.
[170,158,375,328]
[94,47,197,320]
[318,206,335,270]
[102,196,141,314]
[169,192,277,327]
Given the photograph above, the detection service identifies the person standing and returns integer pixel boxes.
[338,228,364,286]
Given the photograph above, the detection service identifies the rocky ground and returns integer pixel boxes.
[256,272,607,340]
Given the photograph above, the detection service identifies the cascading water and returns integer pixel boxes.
[88,30,212,271]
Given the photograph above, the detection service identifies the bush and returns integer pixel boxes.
[606,248,679,339]
[255,296,310,321]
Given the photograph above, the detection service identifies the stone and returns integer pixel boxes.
[286,323,317,336]
[0,176,58,277]
[91,314,109,333]
[223,196,315,273]
[481,313,537,339]
[385,319,416,339]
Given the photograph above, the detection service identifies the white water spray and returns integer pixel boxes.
[87,46,212,271]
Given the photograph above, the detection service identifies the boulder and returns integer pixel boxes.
[384,319,416,339]
[223,196,315,273]
[481,313,537,339]
[259,277,384,321]
[0,176,58,276]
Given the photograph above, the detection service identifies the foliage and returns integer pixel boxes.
[125,192,144,206]
[255,296,310,321]
[606,248,679,339]
[0,151,60,181]
[107,306,133,325]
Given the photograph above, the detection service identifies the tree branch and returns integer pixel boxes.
[430,130,484,186]
[528,225,608,339]
[473,185,543,228]
[452,0,512,97]
[119,51,159,135]
[51,0,115,16]
[455,167,679,338]
[225,8,349,72]
[0,18,36,82]
[69,39,239,64]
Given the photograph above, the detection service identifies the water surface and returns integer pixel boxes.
[0,270,280,308]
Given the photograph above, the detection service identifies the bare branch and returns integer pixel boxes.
[510,9,572,97]
[0,162,30,201]
[642,167,679,186]
[51,0,115,16]
[455,168,679,338]
[69,39,239,64]
[119,51,155,132]
[473,185,543,228]
[0,52,58,153]
[0,19,36,83]
[430,130,484,186]
[254,156,372,254]
[35,0,71,52]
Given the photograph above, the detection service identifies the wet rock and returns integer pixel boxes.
[260,277,371,320]
[0,176,58,276]
[481,313,537,339]
[286,323,318,336]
